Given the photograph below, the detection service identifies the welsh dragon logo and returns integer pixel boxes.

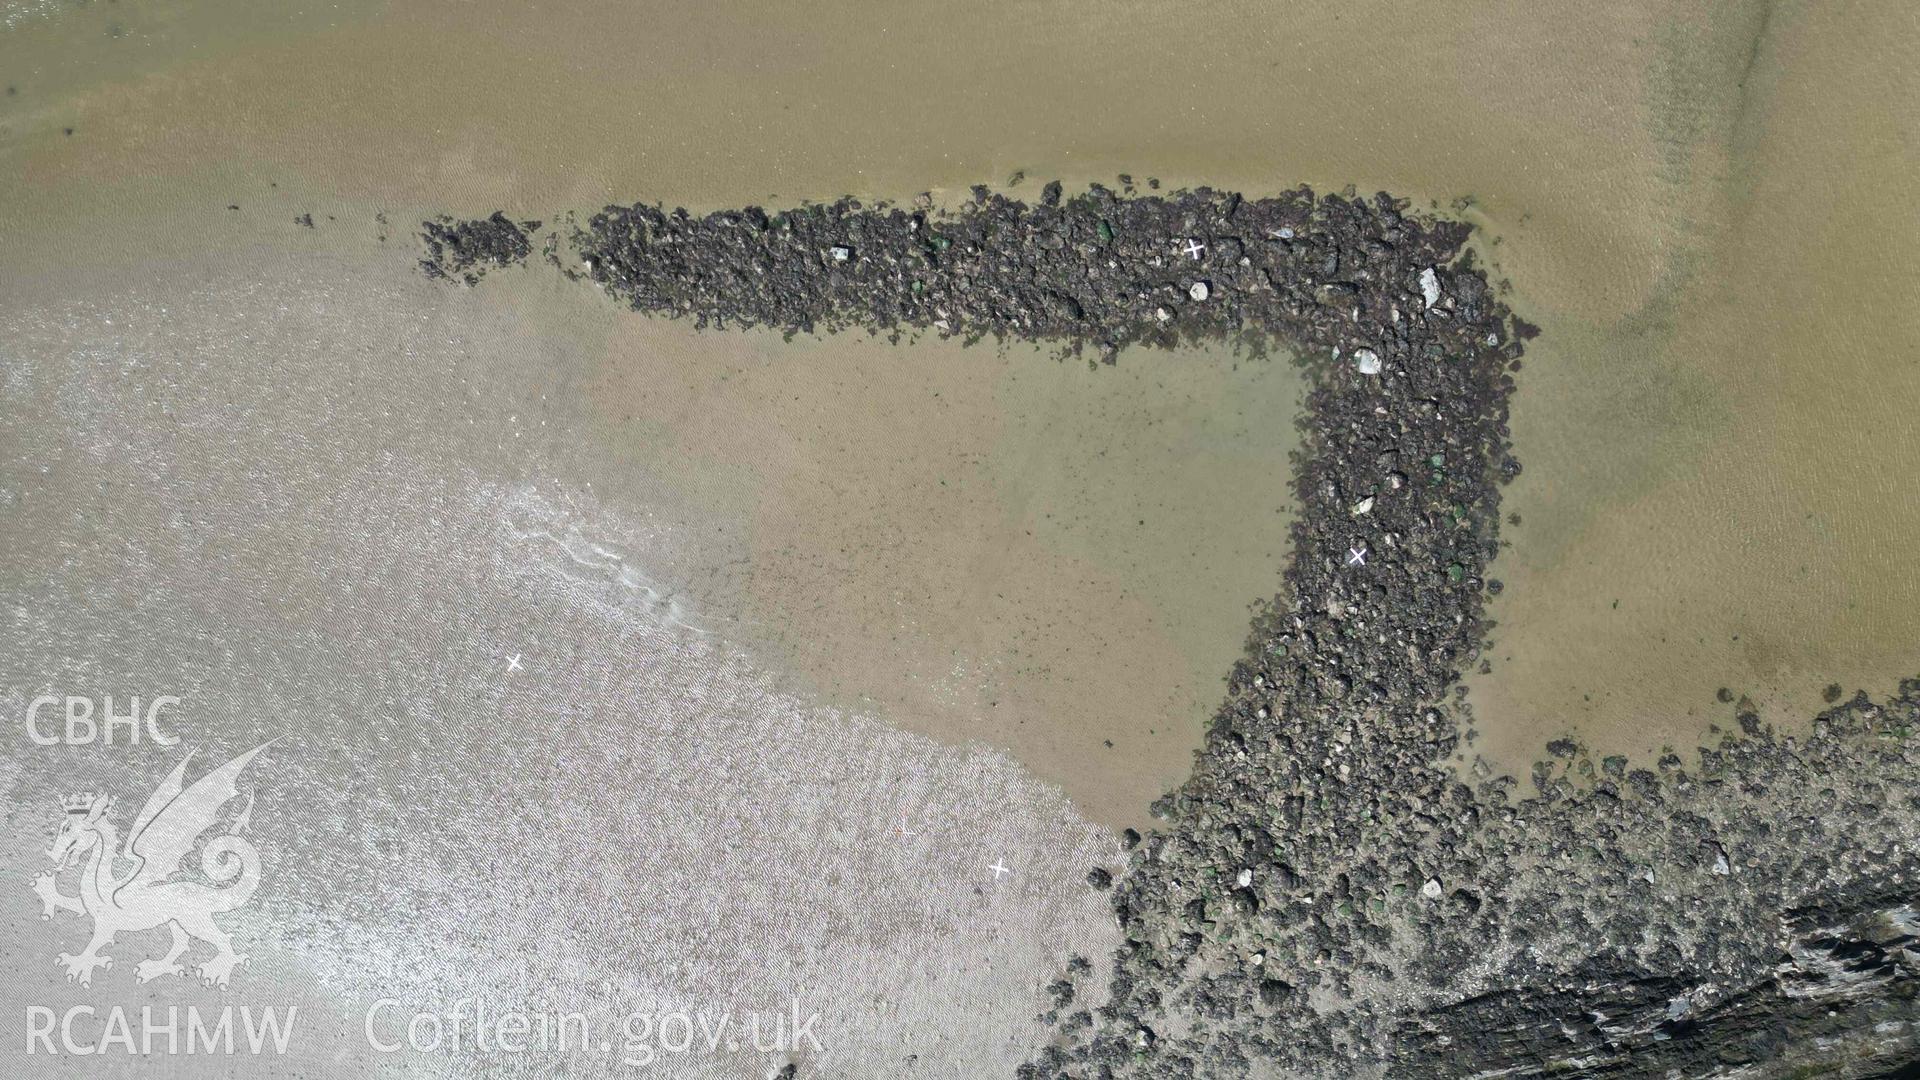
[32,742,273,988]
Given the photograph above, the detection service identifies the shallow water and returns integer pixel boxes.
[8,3,1913,790]
[444,271,1305,827]
[3,0,1919,1071]
[1456,1,1920,772]
[586,329,1302,827]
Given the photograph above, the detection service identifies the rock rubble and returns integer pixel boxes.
[421,185,1920,1078]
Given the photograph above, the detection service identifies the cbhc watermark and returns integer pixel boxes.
[25,694,181,746]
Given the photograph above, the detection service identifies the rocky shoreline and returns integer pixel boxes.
[420,186,1920,1078]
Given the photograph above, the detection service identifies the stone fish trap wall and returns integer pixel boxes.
[422,185,1920,1079]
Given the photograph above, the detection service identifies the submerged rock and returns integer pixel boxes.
[418,211,539,285]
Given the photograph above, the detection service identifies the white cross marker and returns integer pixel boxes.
[1346,546,1367,567]
[506,653,524,671]
[1183,238,1207,260]
[894,811,916,838]
[989,859,1011,880]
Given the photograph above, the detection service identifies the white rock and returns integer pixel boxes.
[830,246,851,262]
[1420,877,1443,900]
[1351,496,1375,515]
[1354,348,1382,375]
[1419,266,1442,309]
[1189,281,1210,302]
[1155,307,1172,323]
[1236,868,1253,888]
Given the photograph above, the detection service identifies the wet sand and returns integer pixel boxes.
[0,247,1127,1077]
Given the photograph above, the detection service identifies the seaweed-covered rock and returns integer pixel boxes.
[418,211,540,285]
